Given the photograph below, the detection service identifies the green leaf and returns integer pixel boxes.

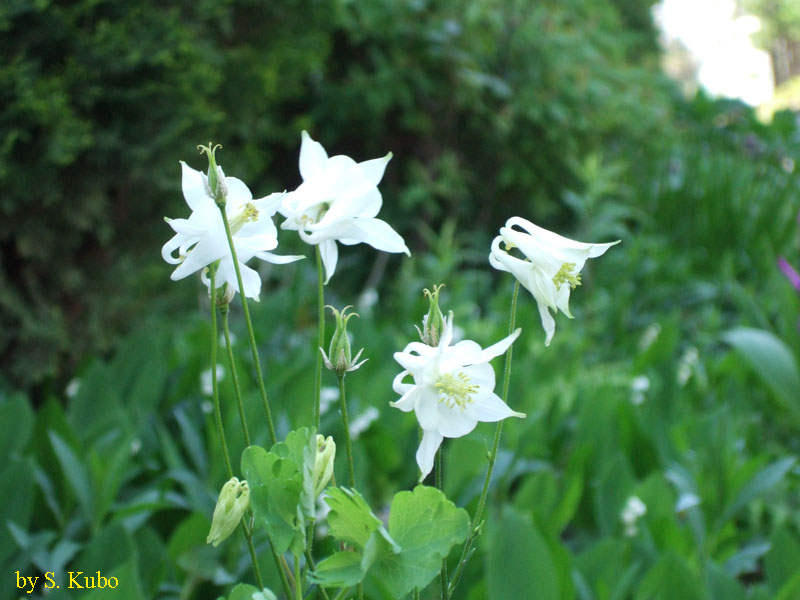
[0,457,35,564]
[635,552,703,600]
[718,456,796,527]
[228,583,277,600]
[371,485,469,598]
[324,487,386,550]
[488,507,560,600]
[310,551,366,588]
[777,572,800,600]
[706,561,745,600]
[241,443,306,555]
[0,392,34,457]
[723,327,800,419]
[765,526,800,592]
[48,430,94,524]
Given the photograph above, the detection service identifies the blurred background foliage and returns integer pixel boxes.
[2,0,800,598]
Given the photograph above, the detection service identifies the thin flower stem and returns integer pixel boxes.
[307,247,325,558]
[294,554,303,600]
[209,267,233,478]
[413,590,420,600]
[337,374,356,488]
[304,549,330,600]
[210,269,266,591]
[218,206,278,445]
[336,373,361,600]
[315,246,325,430]
[241,522,266,591]
[221,306,251,447]
[448,280,520,597]
[436,449,448,600]
[332,587,351,600]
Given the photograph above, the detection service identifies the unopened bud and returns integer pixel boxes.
[416,284,446,346]
[320,305,367,375]
[207,477,250,547]
[312,434,336,497]
[197,143,226,204]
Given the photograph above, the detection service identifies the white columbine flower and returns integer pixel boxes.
[162,161,303,300]
[489,216,619,346]
[279,131,410,283]
[391,313,524,480]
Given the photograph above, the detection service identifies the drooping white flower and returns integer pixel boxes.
[391,313,524,480]
[489,216,619,346]
[279,131,410,283]
[162,161,303,300]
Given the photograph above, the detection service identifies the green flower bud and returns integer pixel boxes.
[417,284,446,346]
[312,434,336,497]
[207,477,250,547]
[320,305,367,375]
[197,142,226,205]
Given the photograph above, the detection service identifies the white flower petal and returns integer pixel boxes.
[253,191,287,217]
[181,162,212,212]
[416,429,443,481]
[537,300,556,346]
[319,239,338,284]
[390,379,420,412]
[299,131,329,182]
[415,387,441,430]
[477,328,521,363]
[254,251,305,264]
[161,234,184,265]
[466,392,525,423]
[436,404,478,438]
[225,176,253,207]
[171,236,227,280]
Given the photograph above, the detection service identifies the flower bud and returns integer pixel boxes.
[197,143,226,205]
[320,305,367,375]
[417,284,446,346]
[207,477,250,547]
[312,434,336,497]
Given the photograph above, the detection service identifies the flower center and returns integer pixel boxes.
[553,262,581,290]
[435,372,478,409]
[229,202,259,234]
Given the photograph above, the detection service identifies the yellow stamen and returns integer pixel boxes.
[229,202,259,234]
[435,372,478,409]
[553,262,581,290]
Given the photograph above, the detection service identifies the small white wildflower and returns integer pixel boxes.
[65,378,81,399]
[675,492,701,514]
[677,346,699,386]
[319,386,339,416]
[621,496,647,537]
[201,364,225,396]
[349,406,380,439]
[630,375,650,406]
[638,323,661,352]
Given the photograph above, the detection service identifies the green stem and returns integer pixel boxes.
[304,549,330,600]
[413,590,420,600]
[241,522,266,591]
[221,306,251,447]
[218,205,278,445]
[448,280,520,597]
[436,449,448,599]
[209,266,233,478]
[337,374,356,488]
[209,268,266,590]
[336,373,361,600]
[294,554,303,600]
[332,588,351,600]
[315,246,325,430]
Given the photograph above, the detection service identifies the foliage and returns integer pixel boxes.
[1,0,671,389]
